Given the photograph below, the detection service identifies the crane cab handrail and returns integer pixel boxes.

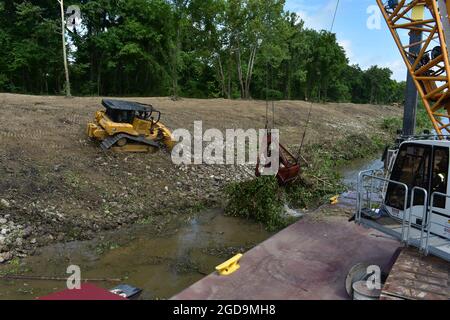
[356,172,450,262]
[407,187,428,248]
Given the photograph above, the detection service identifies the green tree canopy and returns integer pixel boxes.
[0,0,405,105]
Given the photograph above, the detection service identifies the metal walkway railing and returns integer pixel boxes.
[356,170,450,263]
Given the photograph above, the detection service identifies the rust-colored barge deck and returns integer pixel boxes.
[172,215,400,300]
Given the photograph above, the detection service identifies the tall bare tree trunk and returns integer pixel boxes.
[235,45,245,99]
[244,45,257,99]
[227,52,232,99]
[58,0,71,97]
[217,55,228,98]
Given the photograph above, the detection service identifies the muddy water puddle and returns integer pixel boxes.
[341,156,384,189]
[0,209,271,300]
[336,155,385,210]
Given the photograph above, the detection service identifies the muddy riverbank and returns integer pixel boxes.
[0,154,382,299]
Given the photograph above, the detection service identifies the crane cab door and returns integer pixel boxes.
[429,147,450,238]
[385,143,431,225]
[384,143,450,238]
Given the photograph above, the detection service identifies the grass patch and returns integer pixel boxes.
[0,258,31,277]
[381,117,402,135]
[64,171,82,189]
[381,105,433,135]
[95,241,120,255]
[416,102,433,133]
[187,201,207,214]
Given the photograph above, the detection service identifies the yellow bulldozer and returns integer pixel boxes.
[87,99,175,152]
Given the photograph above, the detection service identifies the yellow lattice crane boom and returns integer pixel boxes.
[377,0,450,135]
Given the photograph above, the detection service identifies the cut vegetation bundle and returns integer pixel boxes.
[224,129,402,231]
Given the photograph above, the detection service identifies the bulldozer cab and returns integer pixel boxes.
[102,99,161,124]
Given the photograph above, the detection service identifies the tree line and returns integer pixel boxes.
[0,0,405,104]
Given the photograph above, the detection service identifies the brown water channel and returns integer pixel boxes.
[0,209,271,300]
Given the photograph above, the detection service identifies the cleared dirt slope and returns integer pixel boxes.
[0,94,401,261]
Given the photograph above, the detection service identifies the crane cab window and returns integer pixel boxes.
[386,144,431,210]
[431,147,449,209]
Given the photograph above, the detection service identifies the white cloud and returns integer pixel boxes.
[338,39,354,61]
[378,59,407,82]
[290,0,407,82]
[293,0,338,31]
[294,1,356,65]
[358,58,407,81]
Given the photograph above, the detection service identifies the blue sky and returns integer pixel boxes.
[284,0,407,81]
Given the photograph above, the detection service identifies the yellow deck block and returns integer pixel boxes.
[215,254,243,276]
[330,195,339,205]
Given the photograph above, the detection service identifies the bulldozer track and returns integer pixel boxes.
[0,130,84,151]
[59,114,86,125]
[100,133,161,151]
[0,130,47,140]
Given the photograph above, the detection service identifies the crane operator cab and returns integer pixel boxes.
[355,140,450,262]
[385,141,450,236]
